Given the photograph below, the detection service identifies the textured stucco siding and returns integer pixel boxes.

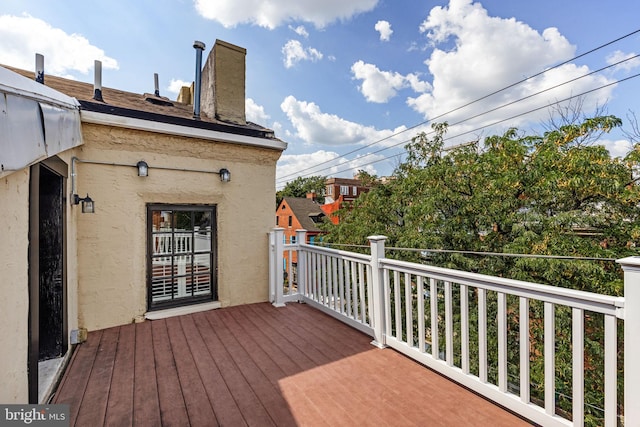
[75,124,280,331]
[0,169,30,403]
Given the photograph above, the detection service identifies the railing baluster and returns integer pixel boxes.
[498,292,507,392]
[351,260,358,320]
[461,284,469,374]
[478,288,487,383]
[322,254,328,305]
[331,256,338,310]
[358,262,366,322]
[395,270,402,341]
[430,278,439,360]
[544,302,555,416]
[519,297,530,404]
[417,276,426,353]
[405,273,413,347]
[312,252,319,301]
[572,307,584,427]
[604,314,617,427]
[338,258,345,314]
[384,268,392,339]
[445,281,453,366]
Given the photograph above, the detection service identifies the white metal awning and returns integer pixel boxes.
[0,65,83,178]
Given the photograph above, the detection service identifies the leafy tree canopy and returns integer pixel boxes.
[323,116,640,295]
[276,175,326,207]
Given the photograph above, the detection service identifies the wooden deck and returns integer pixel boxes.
[52,302,532,426]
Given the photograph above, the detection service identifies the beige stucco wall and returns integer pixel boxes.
[0,169,30,403]
[75,124,281,331]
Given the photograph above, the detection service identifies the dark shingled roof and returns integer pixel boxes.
[3,65,277,140]
[283,197,325,232]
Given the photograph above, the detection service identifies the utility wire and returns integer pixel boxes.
[277,28,640,184]
[287,69,640,180]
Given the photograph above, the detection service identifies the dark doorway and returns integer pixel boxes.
[29,157,67,403]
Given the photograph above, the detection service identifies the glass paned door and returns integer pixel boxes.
[148,205,217,310]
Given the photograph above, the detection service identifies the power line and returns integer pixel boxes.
[283,67,640,181]
[277,28,640,184]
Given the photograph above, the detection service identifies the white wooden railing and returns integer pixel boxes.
[269,228,640,427]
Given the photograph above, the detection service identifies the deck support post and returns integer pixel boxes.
[368,235,387,348]
[270,227,286,307]
[618,256,640,427]
[295,229,308,302]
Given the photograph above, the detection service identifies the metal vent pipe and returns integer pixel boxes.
[154,73,160,96]
[193,40,205,120]
[93,60,103,101]
[35,53,44,84]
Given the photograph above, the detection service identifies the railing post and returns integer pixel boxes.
[296,229,307,302]
[368,235,387,349]
[617,256,640,426]
[271,227,286,307]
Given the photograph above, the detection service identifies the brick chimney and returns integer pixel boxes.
[200,39,246,125]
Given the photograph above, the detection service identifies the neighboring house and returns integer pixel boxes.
[322,176,373,224]
[0,39,287,404]
[276,195,325,245]
[324,176,371,204]
[320,194,344,225]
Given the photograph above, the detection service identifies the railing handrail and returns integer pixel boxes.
[295,242,372,263]
[380,257,625,318]
[270,228,635,426]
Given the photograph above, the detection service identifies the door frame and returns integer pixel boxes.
[28,156,68,403]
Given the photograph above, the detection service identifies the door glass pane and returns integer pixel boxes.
[148,206,216,309]
[174,211,193,231]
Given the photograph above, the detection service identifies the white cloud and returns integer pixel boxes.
[406,0,616,135]
[280,95,410,146]
[246,98,271,125]
[606,50,640,73]
[351,60,431,103]
[374,20,393,41]
[0,14,118,75]
[167,79,191,94]
[289,25,309,38]
[194,0,379,29]
[282,40,323,68]
[598,139,634,158]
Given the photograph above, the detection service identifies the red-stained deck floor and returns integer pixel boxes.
[52,302,532,426]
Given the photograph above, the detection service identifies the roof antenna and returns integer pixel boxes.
[35,53,44,84]
[154,73,160,97]
[93,60,104,102]
[193,40,205,120]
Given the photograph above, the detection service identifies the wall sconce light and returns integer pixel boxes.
[219,168,231,182]
[137,160,149,177]
[73,193,95,214]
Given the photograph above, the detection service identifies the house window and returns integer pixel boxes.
[340,185,349,195]
[276,216,279,225]
[288,216,292,227]
[147,205,217,310]
[327,186,333,195]
[353,186,358,196]
[290,235,296,244]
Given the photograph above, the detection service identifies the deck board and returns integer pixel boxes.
[132,321,161,427]
[53,302,532,426]
[104,325,134,427]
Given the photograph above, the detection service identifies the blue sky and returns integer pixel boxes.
[2,0,639,188]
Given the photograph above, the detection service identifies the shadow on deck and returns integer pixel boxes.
[52,302,531,426]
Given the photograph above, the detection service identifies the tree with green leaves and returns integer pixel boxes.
[276,175,326,206]
[322,117,639,425]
